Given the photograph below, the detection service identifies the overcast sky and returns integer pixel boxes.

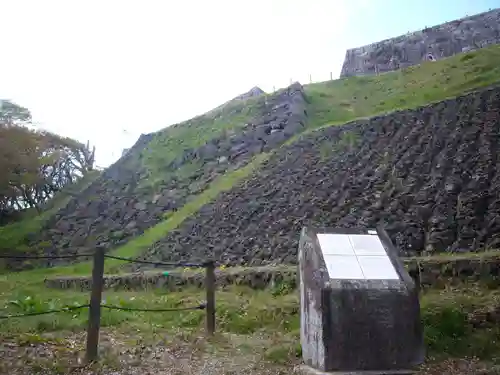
[1,0,498,167]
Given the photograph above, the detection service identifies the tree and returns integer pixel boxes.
[0,100,96,221]
[0,100,31,126]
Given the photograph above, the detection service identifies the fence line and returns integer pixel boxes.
[0,303,207,320]
[0,304,89,319]
[0,247,217,363]
[0,253,94,259]
[104,254,205,268]
[268,71,340,93]
[101,303,206,312]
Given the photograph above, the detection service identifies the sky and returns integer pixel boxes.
[1,0,499,168]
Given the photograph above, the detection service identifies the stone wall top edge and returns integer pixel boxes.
[297,84,499,145]
[343,7,500,53]
[304,226,377,235]
[328,279,408,291]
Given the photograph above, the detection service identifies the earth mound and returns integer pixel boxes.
[6,84,306,269]
[136,85,500,267]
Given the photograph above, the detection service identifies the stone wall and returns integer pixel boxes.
[340,8,500,77]
[12,83,307,270]
[44,255,500,292]
[137,85,500,267]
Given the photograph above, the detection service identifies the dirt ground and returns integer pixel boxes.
[0,330,499,375]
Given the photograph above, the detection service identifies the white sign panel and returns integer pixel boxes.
[317,233,399,280]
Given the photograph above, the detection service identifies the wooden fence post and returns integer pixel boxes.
[205,260,216,336]
[86,246,105,362]
[415,260,422,296]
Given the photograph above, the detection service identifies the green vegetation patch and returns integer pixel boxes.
[139,96,263,190]
[0,281,499,367]
[0,170,100,254]
[305,43,500,129]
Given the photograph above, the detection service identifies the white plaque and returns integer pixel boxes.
[318,233,400,280]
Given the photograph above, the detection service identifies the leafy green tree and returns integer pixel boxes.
[0,100,96,222]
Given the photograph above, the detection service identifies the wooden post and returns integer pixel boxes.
[85,246,105,362]
[205,260,216,336]
[330,72,333,81]
[415,260,422,295]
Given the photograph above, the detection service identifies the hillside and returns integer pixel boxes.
[1,84,306,266]
[139,85,500,267]
[2,44,500,271]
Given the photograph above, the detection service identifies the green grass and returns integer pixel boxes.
[420,286,500,359]
[0,280,499,367]
[305,44,500,129]
[0,282,300,337]
[406,248,500,263]
[0,171,100,254]
[139,95,264,190]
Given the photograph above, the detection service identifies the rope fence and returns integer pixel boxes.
[0,304,89,319]
[103,254,206,268]
[101,303,207,312]
[0,247,216,363]
[0,253,94,259]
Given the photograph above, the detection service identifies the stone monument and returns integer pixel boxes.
[298,226,424,374]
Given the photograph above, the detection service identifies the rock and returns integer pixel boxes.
[233,86,265,101]
[283,120,304,136]
[125,221,137,231]
[230,143,246,153]
[70,229,87,247]
[340,9,500,77]
[197,143,218,160]
[134,202,147,210]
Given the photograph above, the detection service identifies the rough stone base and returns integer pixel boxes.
[298,365,414,375]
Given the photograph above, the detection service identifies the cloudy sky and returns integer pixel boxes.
[0,0,498,167]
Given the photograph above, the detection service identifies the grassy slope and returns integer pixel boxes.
[0,170,101,254]
[139,95,263,190]
[305,44,500,129]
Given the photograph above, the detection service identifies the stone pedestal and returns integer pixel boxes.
[298,226,424,373]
